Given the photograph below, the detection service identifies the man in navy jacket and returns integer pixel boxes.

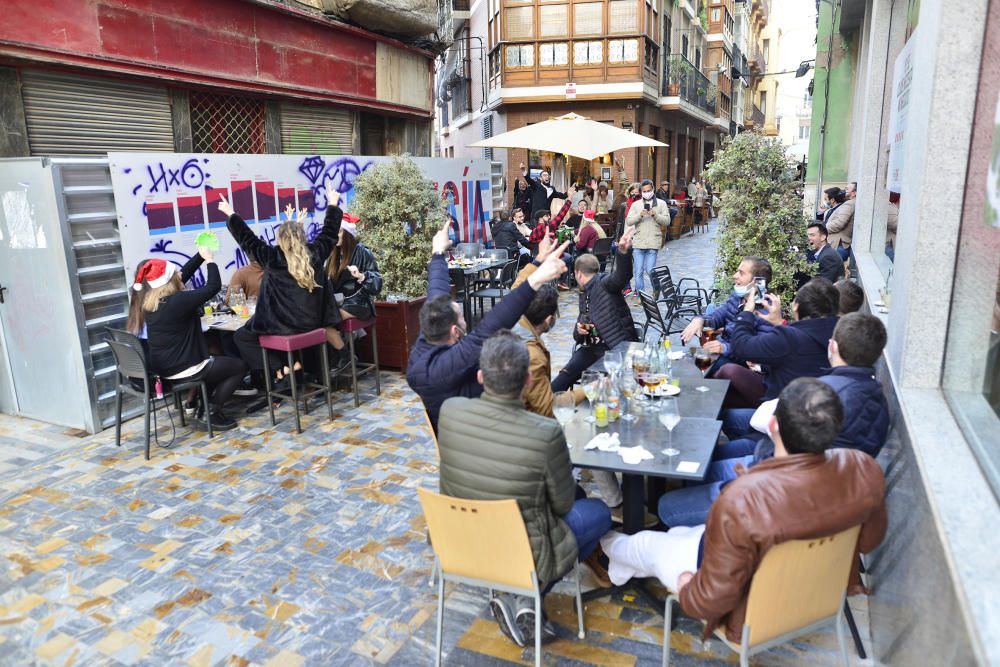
[407,220,569,431]
[658,312,890,527]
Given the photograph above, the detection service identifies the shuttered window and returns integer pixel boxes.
[19,69,173,155]
[539,4,568,37]
[609,0,637,32]
[280,103,355,154]
[506,6,534,39]
[574,3,602,35]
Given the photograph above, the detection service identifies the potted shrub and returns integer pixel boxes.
[349,155,448,369]
[704,132,810,309]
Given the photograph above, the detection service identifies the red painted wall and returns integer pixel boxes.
[0,0,431,116]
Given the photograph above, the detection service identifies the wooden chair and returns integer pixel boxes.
[662,525,861,667]
[418,488,586,667]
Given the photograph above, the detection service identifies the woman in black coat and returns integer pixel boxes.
[324,213,383,366]
[219,193,342,383]
[512,177,533,219]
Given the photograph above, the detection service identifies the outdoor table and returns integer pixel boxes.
[565,411,722,535]
[201,314,247,332]
[447,258,507,323]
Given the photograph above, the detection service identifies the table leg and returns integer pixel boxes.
[646,477,665,518]
[462,274,473,325]
[621,473,645,535]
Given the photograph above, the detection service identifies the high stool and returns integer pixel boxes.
[259,329,333,433]
[335,318,381,407]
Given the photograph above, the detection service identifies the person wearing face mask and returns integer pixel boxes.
[407,219,571,431]
[681,256,774,348]
[624,179,671,295]
[520,161,568,219]
[656,313,889,529]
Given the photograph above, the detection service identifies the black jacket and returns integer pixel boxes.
[326,242,383,320]
[490,218,528,258]
[226,206,342,335]
[524,173,566,218]
[814,244,843,283]
[574,248,637,350]
[512,187,533,218]
[407,254,537,430]
[145,256,220,377]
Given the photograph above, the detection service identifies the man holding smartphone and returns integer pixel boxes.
[624,179,670,295]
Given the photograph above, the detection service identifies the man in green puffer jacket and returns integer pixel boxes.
[438,330,612,647]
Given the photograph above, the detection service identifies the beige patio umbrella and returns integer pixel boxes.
[467,112,667,161]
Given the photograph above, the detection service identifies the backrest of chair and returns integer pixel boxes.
[500,259,520,286]
[486,248,509,260]
[592,237,613,256]
[743,525,861,647]
[106,327,143,349]
[105,337,149,383]
[637,290,665,326]
[456,242,482,259]
[417,488,536,592]
[650,266,675,296]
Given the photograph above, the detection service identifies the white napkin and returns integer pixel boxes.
[618,446,654,465]
[584,432,621,452]
[667,351,685,360]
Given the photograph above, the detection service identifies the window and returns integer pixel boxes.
[608,39,639,63]
[574,41,603,65]
[488,49,501,88]
[574,3,603,35]
[798,125,810,139]
[540,4,568,37]
[190,92,266,153]
[763,39,770,64]
[609,0,637,32]
[505,6,533,39]
[759,90,767,115]
[539,42,569,66]
[682,34,689,59]
[506,44,534,68]
[711,8,720,21]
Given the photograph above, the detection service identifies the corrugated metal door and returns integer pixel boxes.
[20,69,174,155]
[280,103,355,154]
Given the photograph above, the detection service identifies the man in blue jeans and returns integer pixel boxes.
[658,312,890,527]
[438,331,612,647]
[625,179,670,294]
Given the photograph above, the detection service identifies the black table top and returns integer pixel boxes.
[565,411,721,482]
[447,258,507,275]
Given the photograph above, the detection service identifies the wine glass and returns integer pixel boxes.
[604,349,624,380]
[620,373,639,421]
[553,391,575,428]
[694,349,717,392]
[631,352,650,402]
[580,371,603,422]
[658,398,681,456]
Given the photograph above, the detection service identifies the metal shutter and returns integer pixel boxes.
[20,69,174,155]
[279,103,355,154]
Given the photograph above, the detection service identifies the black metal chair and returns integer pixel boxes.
[470,259,520,318]
[637,289,699,342]
[591,237,614,273]
[649,265,707,312]
[105,331,212,460]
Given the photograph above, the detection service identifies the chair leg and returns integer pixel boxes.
[844,598,866,659]
[429,555,439,588]
[836,605,851,667]
[320,341,333,420]
[114,386,123,448]
[574,561,585,639]
[175,391,186,428]
[263,349,276,427]
[662,595,674,667]
[201,383,213,438]
[534,590,542,667]
[288,350,301,433]
[435,571,445,667]
[143,395,151,461]
[349,331,360,408]
[371,325,381,396]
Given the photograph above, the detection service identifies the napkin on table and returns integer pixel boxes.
[584,432,621,452]
[618,446,654,465]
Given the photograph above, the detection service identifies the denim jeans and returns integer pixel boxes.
[552,345,605,392]
[711,436,760,461]
[658,481,724,527]
[632,248,658,293]
[542,497,612,594]
[721,407,756,440]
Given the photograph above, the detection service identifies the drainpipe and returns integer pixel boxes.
[814,0,840,213]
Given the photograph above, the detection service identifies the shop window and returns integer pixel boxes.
[539,43,569,67]
[574,41,603,65]
[608,39,639,63]
[712,8,720,21]
[506,44,534,68]
[574,3,602,35]
[505,6,534,39]
[539,4,568,37]
[609,0,637,33]
[190,92,266,154]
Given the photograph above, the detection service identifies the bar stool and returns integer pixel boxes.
[335,318,381,407]
[259,329,333,433]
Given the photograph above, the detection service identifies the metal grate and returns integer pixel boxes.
[190,92,266,154]
[482,115,493,161]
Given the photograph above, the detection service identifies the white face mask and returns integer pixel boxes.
[641,190,655,200]
[733,283,751,297]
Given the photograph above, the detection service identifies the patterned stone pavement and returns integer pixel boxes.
[0,221,873,666]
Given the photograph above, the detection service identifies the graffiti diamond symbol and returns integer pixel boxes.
[298,156,326,184]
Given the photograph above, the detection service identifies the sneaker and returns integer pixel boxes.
[515,608,558,645]
[182,401,198,419]
[557,282,571,290]
[489,597,524,647]
[622,287,633,297]
[233,380,258,397]
[193,409,238,432]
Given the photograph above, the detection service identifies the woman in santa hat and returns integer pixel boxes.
[323,212,383,369]
[138,247,248,431]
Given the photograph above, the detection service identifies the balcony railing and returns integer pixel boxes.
[662,54,716,116]
[449,76,470,122]
[750,104,764,127]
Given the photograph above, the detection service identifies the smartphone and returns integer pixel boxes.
[753,276,767,306]
[644,200,652,210]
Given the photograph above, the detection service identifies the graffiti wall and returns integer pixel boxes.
[109,153,494,287]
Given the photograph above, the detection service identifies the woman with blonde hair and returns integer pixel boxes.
[140,249,248,430]
[220,191,343,388]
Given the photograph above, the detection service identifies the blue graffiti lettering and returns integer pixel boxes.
[144,159,207,194]
[297,155,373,212]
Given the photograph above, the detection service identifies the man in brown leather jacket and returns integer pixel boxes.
[602,377,887,643]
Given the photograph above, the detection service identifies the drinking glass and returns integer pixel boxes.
[604,349,624,379]
[631,352,650,402]
[658,397,681,456]
[553,391,575,428]
[581,371,603,422]
[694,349,717,391]
[620,373,639,421]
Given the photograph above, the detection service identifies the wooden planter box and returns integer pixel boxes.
[356,297,425,371]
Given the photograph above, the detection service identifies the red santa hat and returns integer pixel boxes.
[341,212,360,237]
[583,209,596,223]
[133,259,178,291]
